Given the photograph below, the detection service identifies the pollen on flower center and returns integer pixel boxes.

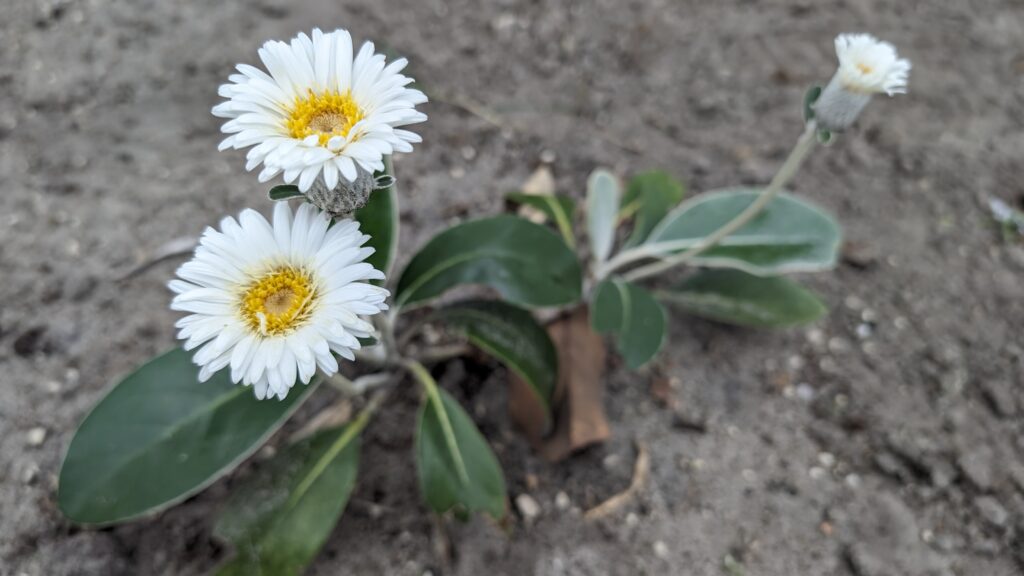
[286,89,365,146]
[240,266,317,336]
[855,62,873,75]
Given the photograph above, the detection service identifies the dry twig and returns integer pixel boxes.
[584,441,650,520]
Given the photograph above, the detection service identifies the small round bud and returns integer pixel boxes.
[305,168,375,218]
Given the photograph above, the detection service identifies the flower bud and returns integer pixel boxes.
[305,167,375,217]
[813,34,911,132]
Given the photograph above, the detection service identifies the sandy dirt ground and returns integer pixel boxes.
[3,0,1024,574]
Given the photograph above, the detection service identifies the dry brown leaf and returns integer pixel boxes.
[510,306,610,462]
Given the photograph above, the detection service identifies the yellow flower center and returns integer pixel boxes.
[855,62,873,75]
[240,267,317,336]
[286,89,365,146]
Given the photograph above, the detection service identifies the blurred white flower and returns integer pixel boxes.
[170,202,388,400]
[213,28,427,193]
[814,33,911,131]
[834,34,911,96]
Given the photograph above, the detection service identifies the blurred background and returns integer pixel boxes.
[2,0,1023,574]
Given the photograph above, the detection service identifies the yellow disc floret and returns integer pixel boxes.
[286,89,365,146]
[240,266,317,336]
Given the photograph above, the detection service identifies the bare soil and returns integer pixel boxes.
[3,0,1024,574]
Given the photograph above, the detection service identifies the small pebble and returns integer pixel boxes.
[844,295,865,310]
[653,540,670,560]
[818,357,839,373]
[625,512,640,527]
[515,494,541,522]
[741,469,757,483]
[26,427,47,447]
[22,462,40,484]
[855,323,873,339]
[806,328,826,347]
[974,496,1008,528]
[460,146,476,160]
[602,454,622,470]
[817,452,836,468]
[45,380,62,394]
[449,167,466,179]
[554,491,571,511]
[540,149,557,163]
[809,466,827,480]
[795,383,815,401]
[828,337,851,353]
[845,473,861,489]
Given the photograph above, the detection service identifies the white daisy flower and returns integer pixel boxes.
[833,34,911,95]
[169,202,389,400]
[814,33,911,131]
[213,28,427,193]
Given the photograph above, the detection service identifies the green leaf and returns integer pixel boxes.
[213,422,362,576]
[268,185,304,201]
[435,300,556,421]
[591,279,666,369]
[355,156,399,280]
[395,214,583,309]
[659,269,827,328]
[803,86,834,144]
[621,171,686,248]
[803,85,822,123]
[416,385,507,520]
[58,348,315,525]
[506,192,576,249]
[645,188,841,275]
[374,174,396,190]
[586,169,620,265]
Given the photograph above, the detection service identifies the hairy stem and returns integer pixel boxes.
[616,121,819,283]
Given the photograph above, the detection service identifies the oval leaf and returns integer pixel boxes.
[58,348,315,524]
[586,169,620,265]
[506,192,576,248]
[214,422,362,576]
[803,85,822,122]
[591,279,666,369]
[659,269,826,328]
[395,215,582,308]
[646,188,841,275]
[268,185,304,201]
[435,300,556,417]
[416,386,507,520]
[355,157,399,280]
[621,171,685,248]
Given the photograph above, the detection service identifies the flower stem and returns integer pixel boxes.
[618,121,819,283]
[404,359,470,483]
